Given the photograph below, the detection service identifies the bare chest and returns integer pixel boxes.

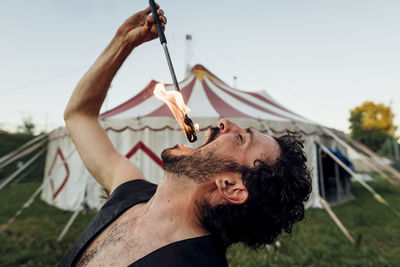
[76,206,166,267]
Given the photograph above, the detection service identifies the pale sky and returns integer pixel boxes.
[0,0,399,135]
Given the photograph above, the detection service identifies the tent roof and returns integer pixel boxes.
[100,64,309,123]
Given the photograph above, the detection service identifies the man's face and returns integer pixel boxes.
[161,119,281,182]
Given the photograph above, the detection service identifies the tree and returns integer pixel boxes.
[349,101,397,157]
[350,101,395,135]
[18,117,36,135]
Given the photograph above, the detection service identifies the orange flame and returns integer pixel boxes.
[153,83,198,140]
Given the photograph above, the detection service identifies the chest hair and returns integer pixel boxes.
[76,205,165,267]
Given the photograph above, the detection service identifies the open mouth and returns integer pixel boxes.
[176,126,220,150]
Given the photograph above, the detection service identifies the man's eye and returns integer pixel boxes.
[239,134,243,142]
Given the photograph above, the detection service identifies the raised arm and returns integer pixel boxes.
[64,6,166,195]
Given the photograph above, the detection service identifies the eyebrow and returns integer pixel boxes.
[246,128,254,144]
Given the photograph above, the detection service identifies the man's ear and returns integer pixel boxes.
[215,174,248,205]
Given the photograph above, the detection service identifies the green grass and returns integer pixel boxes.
[1,178,400,266]
[0,181,96,266]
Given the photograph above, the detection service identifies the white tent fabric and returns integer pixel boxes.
[41,64,346,211]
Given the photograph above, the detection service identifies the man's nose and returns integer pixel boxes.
[219,119,240,133]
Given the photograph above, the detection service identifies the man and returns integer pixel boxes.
[60,5,312,267]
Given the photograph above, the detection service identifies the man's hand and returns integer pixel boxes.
[117,5,166,48]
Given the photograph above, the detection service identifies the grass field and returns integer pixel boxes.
[1,177,399,266]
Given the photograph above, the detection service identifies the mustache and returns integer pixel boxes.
[203,127,220,146]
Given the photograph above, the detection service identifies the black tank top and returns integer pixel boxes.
[59,179,228,267]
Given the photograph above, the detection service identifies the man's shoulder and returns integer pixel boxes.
[103,179,157,208]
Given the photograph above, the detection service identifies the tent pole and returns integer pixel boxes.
[57,210,81,243]
[345,137,395,178]
[0,138,47,170]
[13,164,38,184]
[316,141,400,219]
[353,140,400,179]
[55,151,88,243]
[317,146,326,199]
[334,162,342,202]
[318,195,355,244]
[322,128,399,185]
[0,184,43,237]
[0,133,48,166]
[0,147,46,190]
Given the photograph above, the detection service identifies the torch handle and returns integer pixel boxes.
[149,0,167,44]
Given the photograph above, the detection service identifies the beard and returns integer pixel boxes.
[161,127,243,183]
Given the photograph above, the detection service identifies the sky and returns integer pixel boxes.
[0,0,399,135]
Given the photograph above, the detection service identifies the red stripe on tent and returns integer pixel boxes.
[99,80,158,119]
[202,80,251,118]
[207,79,295,121]
[48,147,70,200]
[193,64,306,120]
[247,91,306,120]
[125,141,163,168]
[145,77,196,117]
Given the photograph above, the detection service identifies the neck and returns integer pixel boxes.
[141,173,209,242]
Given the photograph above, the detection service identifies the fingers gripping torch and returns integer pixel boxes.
[149,0,197,142]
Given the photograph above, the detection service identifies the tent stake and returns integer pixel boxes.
[57,210,81,243]
[318,195,355,244]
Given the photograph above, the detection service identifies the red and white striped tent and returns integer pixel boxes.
[42,64,339,210]
[99,64,308,122]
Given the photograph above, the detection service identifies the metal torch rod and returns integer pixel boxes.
[149,0,180,92]
[161,43,180,92]
[149,0,197,142]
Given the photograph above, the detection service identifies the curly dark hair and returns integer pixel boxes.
[197,132,312,248]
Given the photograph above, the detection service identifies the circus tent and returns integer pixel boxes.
[99,64,308,122]
[41,64,345,211]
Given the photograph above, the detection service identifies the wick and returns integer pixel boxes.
[184,115,197,143]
